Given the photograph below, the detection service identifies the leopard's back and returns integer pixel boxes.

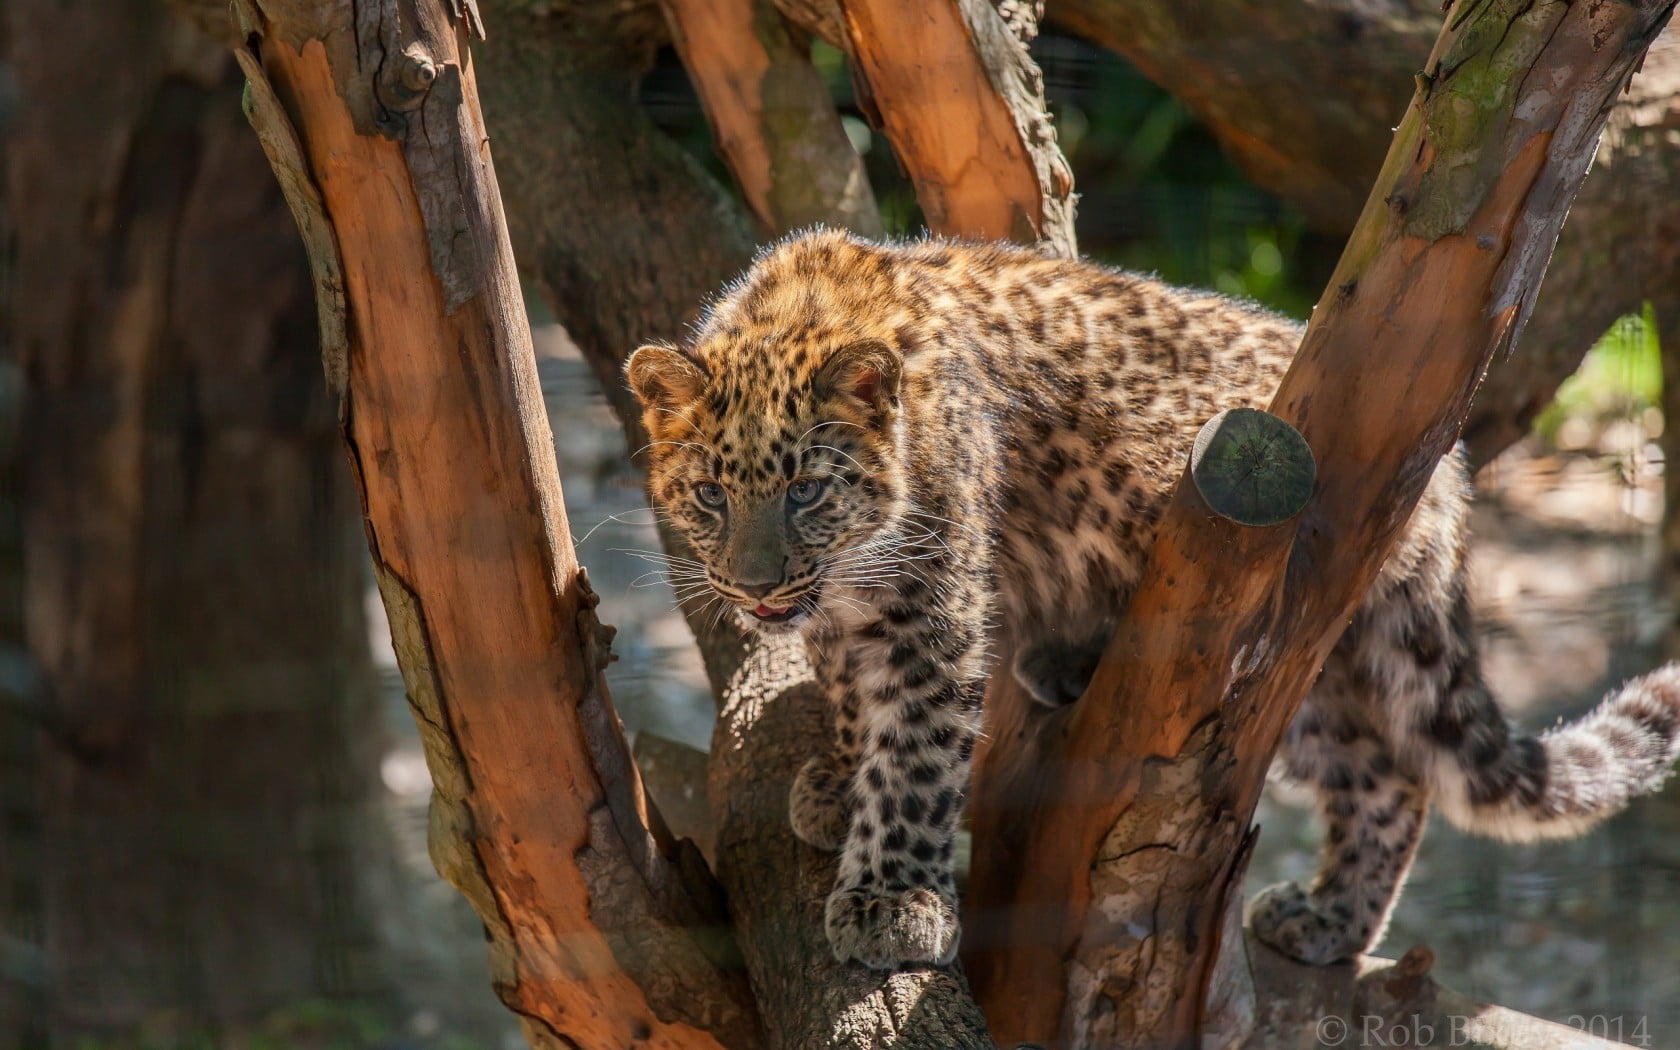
[836,237,1302,635]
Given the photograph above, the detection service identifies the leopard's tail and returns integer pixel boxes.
[1428,661,1680,842]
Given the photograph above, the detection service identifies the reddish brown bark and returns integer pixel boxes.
[659,0,880,236]
[232,1,761,1046]
[837,0,1075,254]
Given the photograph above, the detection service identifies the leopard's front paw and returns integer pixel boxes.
[1248,881,1364,966]
[790,756,853,852]
[824,883,960,969]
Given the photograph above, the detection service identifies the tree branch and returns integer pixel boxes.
[965,1,1678,1045]
[837,0,1075,254]
[1048,0,1680,468]
[658,0,881,236]
[231,3,760,1046]
[1242,937,1627,1050]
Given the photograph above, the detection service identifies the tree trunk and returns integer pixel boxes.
[658,0,882,236]
[230,1,763,1046]
[2,0,393,1041]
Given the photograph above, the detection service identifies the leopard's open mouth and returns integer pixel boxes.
[747,583,824,626]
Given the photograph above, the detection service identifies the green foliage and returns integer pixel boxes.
[1534,302,1663,445]
[1044,48,1322,318]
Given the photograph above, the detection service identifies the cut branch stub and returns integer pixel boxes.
[1190,408,1316,527]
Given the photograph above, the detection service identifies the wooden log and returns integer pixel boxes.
[229,2,761,1047]
[708,639,996,1049]
[1242,936,1627,1050]
[963,0,1679,1045]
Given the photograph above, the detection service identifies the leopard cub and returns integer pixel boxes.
[627,230,1680,970]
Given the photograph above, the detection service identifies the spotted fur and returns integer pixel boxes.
[626,229,1680,969]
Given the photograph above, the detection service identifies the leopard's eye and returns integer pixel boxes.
[788,478,825,506]
[696,482,727,508]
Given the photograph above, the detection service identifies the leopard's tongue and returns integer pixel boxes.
[754,603,792,617]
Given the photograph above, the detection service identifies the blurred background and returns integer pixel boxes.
[4,3,1678,1047]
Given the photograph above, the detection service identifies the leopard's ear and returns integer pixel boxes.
[626,345,708,413]
[816,338,901,414]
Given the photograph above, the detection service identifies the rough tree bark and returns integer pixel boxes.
[962,2,1677,1047]
[229,1,761,1046]
[2,1,395,1042]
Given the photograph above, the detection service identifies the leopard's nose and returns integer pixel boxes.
[739,580,780,600]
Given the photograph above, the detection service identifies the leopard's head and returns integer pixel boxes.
[625,332,907,633]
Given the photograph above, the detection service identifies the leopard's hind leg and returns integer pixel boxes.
[1251,684,1429,964]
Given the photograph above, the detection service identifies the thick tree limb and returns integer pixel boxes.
[658,0,881,236]
[965,1,1677,1046]
[709,639,994,1049]
[231,3,760,1046]
[837,0,1075,254]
